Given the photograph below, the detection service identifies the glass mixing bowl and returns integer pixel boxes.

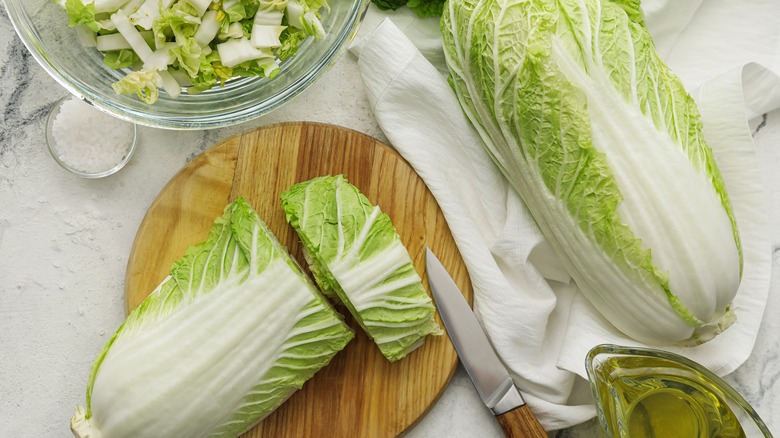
[4,0,369,130]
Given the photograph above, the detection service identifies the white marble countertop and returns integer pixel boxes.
[1,3,778,437]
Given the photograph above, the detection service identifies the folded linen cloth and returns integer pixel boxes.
[351,0,780,430]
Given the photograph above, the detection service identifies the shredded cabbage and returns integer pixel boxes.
[58,0,330,103]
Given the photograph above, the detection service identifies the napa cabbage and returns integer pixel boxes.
[70,198,353,438]
[281,175,442,362]
[441,0,742,344]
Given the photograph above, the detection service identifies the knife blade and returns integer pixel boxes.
[426,248,547,438]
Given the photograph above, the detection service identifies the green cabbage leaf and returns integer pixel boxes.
[63,0,99,32]
[441,0,742,344]
[281,175,442,361]
[370,0,445,18]
[70,198,353,438]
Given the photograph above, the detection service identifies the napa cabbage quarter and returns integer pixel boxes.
[70,198,353,438]
[441,0,741,344]
[281,175,442,362]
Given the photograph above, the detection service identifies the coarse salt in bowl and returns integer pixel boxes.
[45,96,137,178]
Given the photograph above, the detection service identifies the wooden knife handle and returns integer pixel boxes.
[496,404,548,438]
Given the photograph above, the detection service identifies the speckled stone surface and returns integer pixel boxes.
[1,3,778,437]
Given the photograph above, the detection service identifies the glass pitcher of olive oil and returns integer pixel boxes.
[585,344,773,438]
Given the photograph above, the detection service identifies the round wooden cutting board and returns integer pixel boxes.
[125,122,472,438]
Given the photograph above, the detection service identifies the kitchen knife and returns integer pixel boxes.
[425,248,547,438]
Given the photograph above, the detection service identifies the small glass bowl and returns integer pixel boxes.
[585,344,771,438]
[45,96,137,178]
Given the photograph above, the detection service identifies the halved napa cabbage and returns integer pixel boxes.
[71,197,353,438]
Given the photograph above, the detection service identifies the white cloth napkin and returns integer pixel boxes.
[350,0,780,430]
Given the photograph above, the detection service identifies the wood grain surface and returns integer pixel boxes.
[124,122,472,438]
[496,405,548,438]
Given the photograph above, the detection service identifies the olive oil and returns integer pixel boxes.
[585,345,772,438]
